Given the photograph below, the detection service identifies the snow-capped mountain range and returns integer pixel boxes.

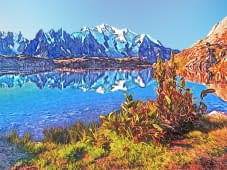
[0,24,179,63]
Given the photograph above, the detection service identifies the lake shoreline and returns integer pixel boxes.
[0,135,28,170]
[0,56,153,75]
[1,55,226,101]
[178,74,227,102]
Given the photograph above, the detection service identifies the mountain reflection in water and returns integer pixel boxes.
[0,69,226,140]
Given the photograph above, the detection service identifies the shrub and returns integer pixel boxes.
[43,127,70,144]
[67,121,99,144]
[64,145,86,162]
[100,51,215,143]
[100,98,165,143]
[154,52,199,138]
[7,129,20,144]
[21,132,32,145]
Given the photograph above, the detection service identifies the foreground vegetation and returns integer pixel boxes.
[8,52,227,170]
[8,115,227,170]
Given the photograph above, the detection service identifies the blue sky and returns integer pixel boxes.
[0,0,226,49]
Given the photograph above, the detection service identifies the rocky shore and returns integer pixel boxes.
[0,56,56,75]
[0,136,27,170]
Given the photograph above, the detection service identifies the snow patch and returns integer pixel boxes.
[111,80,127,92]
[208,111,226,116]
[96,86,105,94]
[135,76,145,87]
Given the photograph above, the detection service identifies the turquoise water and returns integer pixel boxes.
[0,70,226,140]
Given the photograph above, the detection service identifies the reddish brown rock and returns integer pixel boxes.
[175,17,227,85]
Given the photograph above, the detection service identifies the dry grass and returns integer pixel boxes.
[167,114,227,170]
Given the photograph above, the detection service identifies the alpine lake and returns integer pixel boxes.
[0,68,227,168]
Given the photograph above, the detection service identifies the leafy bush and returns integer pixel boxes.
[154,52,198,139]
[100,97,165,143]
[100,51,215,143]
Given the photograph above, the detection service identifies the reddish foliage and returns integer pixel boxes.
[154,54,199,141]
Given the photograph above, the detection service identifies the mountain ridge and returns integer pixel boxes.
[0,24,179,63]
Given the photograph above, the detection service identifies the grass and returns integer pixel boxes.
[8,114,227,170]
[167,115,227,169]
[9,129,172,170]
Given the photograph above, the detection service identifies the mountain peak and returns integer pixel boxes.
[206,16,227,41]
[138,34,161,46]
[95,24,129,34]
[81,26,91,32]
[96,23,112,29]
[175,16,227,85]
[96,24,114,33]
